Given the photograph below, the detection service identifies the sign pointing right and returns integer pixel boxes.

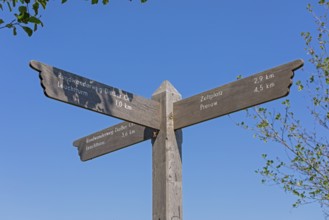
[173,59,304,129]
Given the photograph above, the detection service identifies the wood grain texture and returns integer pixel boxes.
[152,81,183,220]
[174,59,304,129]
[30,60,161,129]
[73,121,156,161]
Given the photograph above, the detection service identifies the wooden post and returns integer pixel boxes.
[152,81,183,220]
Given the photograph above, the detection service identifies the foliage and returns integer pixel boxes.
[0,0,147,36]
[237,1,329,217]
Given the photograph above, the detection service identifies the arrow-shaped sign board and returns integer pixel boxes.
[30,61,160,129]
[173,59,304,129]
[73,122,156,161]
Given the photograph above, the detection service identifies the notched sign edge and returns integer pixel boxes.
[30,60,53,99]
[236,59,304,97]
[268,59,304,97]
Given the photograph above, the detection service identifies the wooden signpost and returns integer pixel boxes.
[30,59,304,220]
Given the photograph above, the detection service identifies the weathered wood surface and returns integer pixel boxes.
[152,81,183,220]
[73,122,156,161]
[30,60,160,129]
[174,59,304,129]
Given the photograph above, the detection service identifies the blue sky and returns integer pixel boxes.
[1,0,325,219]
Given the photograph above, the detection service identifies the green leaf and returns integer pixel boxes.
[18,6,27,14]
[0,19,3,25]
[319,0,326,5]
[40,1,47,9]
[236,75,242,80]
[92,0,99,4]
[102,0,109,4]
[141,0,148,2]
[309,75,314,83]
[22,26,33,37]
[282,99,290,107]
[257,120,269,128]
[13,27,17,36]
[266,160,274,166]
[32,2,39,15]
[313,97,320,106]
[62,0,68,3]
[296,80,304,91]
[28,16,42,24]
[275,113,281,120]
[6,23,13,28]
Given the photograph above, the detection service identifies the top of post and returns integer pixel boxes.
[152,80,181,97]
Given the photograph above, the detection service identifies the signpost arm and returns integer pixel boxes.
[30,60,160,129]
[152,81,183,220]
[73,121,156,161]
[173,59,304,129]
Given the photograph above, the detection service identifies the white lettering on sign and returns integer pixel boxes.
[253,73,276,93]
[199,90,223,111]
[57,81,89,96]
[200,101,218,111]
[200,91,223,103]
[56,71,133,106]
[86,141,105,151]
[85,122,136,151]
[115,99,133,111]
[86,130,114,144]
[121,129,136,138]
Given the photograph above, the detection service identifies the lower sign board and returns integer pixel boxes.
[73,121,156,161]
[30,61,160,129]
[174,59,304,129]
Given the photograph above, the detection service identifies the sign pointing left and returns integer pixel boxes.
[30,61,160,129]
[73,121,156,161]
